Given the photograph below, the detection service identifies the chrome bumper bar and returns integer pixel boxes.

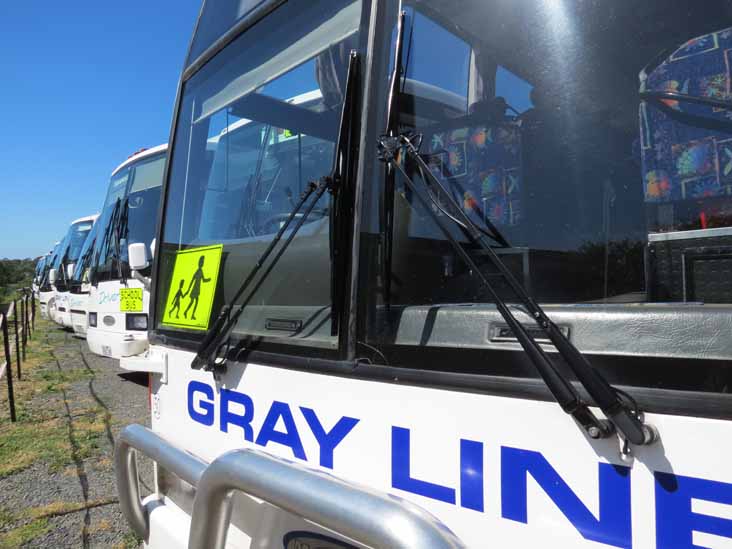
[116,424,465,549]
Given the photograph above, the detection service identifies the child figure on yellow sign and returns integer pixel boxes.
[184,255,212,321]
[168,279,187,319]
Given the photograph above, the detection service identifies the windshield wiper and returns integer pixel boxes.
[114,198,130,285]
[378,131,657,449]
[191,51,360,373]
[380,11,406,311]
[378,18,656,450]
[93,198,122,284]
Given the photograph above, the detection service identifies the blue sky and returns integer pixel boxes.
[0,0,201,259]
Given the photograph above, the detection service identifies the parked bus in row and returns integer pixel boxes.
[32,255,47,296]
[38,241,60,320]
[49,215,98,328]
[86,145,167,358]
[117,1,732,548]
[69,221,101,337]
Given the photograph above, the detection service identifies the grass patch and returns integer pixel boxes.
[115,530,142,549]
[0,518,49,548]
[0,310,105,477]
[25,497,118,520]
[0,506,17,529]
[0,407,104,477]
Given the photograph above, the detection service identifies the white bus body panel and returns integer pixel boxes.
[38,290,54,320]
[70,292,91,337]
[55,291,73,328]
[138,345,732,549]
[86,279,149,358]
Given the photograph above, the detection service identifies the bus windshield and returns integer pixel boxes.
[361,1,732,307]
[119,152,166,268]
[90,169,129,283]
[91,151,166,283]
[157,0,363,348]
[72,221,99,287]
[67,220,94,263]
[348,0,732,391]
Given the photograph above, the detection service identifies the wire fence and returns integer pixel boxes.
[0,288,35,422]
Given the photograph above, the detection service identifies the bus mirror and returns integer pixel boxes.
[66,263,75,279]
[49,269,57,284]
[128,242,149,271]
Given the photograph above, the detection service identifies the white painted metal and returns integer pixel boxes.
[119,345,732,549]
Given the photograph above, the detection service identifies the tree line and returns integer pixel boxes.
[0,258,37,302]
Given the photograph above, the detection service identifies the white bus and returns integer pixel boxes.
[69,221,101,337]
[49,215,98,328]
[38,241,61,320]
[117,1,732,548]
[86,145,167,358]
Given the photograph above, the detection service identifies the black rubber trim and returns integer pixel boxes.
[70,309,86,315]
[183,0,287,82]
[230,349,732,420]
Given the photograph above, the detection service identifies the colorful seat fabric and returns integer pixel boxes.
[640,28,732,208]
[420,119,523,231]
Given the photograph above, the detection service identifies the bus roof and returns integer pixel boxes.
[111,143,168,177]
[70,213,99,226]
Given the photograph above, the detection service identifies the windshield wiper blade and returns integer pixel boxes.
[115,198,130,284]
[380,11,407,311]
[192,51,360,373]
[330,51,360,340]
[378,132,658,449]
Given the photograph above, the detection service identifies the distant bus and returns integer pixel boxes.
[50,215,98,328]
[69,220,101,337]
[86,145,167,358]
[37,241,60,320]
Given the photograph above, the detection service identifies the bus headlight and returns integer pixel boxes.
[126,314,148,331]
[88,312,97,327]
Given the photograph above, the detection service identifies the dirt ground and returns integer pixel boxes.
[0,315,153,548]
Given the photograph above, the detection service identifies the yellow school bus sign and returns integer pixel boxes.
[119,288,143,312]
[161,244,223,330]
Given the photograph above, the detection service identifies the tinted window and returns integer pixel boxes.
[358,0,732,391]
[159,0,363,349]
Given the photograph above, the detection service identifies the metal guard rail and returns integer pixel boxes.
[116,424,465,549]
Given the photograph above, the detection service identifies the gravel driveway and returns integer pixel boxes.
[0,320,152,548]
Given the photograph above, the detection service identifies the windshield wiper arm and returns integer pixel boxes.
[378,132,657,449]
[192,51,360,373]
[115,198,130,284]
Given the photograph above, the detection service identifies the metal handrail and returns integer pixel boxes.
[116,424,465,549]
[115,424,207,541]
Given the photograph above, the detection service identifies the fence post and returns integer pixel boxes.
[26,291,31,339]
[31,293,35,334]
[12,301,21,380]
[2,313,17,422]
[20,296,27,362]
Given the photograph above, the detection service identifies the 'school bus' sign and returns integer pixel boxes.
[162,244,223,330]
[119,288,143,312]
